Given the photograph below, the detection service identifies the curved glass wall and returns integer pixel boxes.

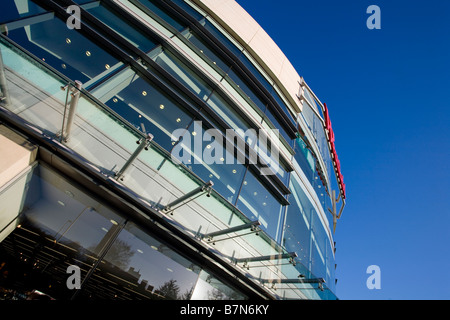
[0,164,245,300]
[283,173,335,292]
[0,0,343,299]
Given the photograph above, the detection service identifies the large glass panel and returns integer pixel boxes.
[201,19,243,57]
[173,121,247,204]
[205,92,253,142]
[0,37,67,129]
[264,111,293,148]
[293,136,316,184]
[190,270,246,300]
[137,0,185,32]
[235,169,284,241]
[283,172,335,294]
[183,29,229,73]
[0,164,125,300]
[4,12,119,84]
[0,0,46,23]
[93,67,195,152]
[171,0,205,21]
[226,67,266,113]
[83,1,157,54]
[153,49,212,101]
[20,166,125,258]
[283,176,312,266]
[271,85,296,126]
[311,213,332,289]
[300,101,335,214]
[81,222,201,300]
[238,51,273,93]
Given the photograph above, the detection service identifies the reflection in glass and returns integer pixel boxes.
[174,121,246,204]
[294,137,315,183]
[0,0,46,23]
[226,68,266,113]
[21,165,125,260]
[96,68,194,151]
[207,92,251,133]
[172,0,204,21]
[283,176,312,265]
[138,0,185,31]
[235,170,284,241]
[184,29,229,72]
[201,19,243,57]
[83,2,157,54]
[190,270,246,300]
[283,173,334,289]
[0,164,124,299]
[4,12,119,84]
[86,222,200,300]
[153,50,212,101]
[270,86,296,126]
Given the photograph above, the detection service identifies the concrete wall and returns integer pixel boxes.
[0,125,37,242]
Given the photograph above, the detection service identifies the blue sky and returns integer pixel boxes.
[237,0,450,299]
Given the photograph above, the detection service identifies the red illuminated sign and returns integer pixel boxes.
[324,103,346,199]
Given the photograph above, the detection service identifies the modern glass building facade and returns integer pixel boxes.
[0,0,346,300]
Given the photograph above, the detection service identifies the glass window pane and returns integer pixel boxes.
[294,137,315,183]
[226,68,267,113]
[138,0,185,31]
[190,270,246,300]
[0,0,46,23]
[238,52,273,93]
[270,86,296,126]
[99,70,194,151]
[201,19,242,57]
[184,29,229,72]
[173,121,246,204]
[206,92,252,142]
[0,164,125,300]
[171,0,204,21]
[283,175,312,265]
[20,165,125,258]
[153,50,212,101]
[84,2,157,54]
[4,13,119,84]
[264,110,293,147]
[83,222,201,300]
[235,170,284,241]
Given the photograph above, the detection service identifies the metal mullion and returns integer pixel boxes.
[233,165,249,207]
[71,220,128,300]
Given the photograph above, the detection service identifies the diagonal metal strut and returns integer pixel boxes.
[235,252,297,264]
[163,180,214,213]
[201,220,261,243]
